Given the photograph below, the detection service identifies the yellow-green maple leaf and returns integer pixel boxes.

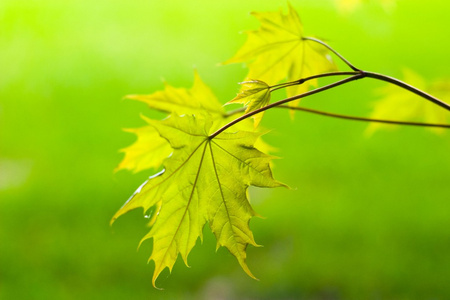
[116,72,226,173]
[125,71,225,117]
[227,80,271,127]
[367,69,450,134]
[117,73,274,173]
[111,114,285,288]
[115,116,172,173]
[223,4,336,100]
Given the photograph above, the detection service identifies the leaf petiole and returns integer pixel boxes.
[301,38,450,111]
[269,71,361,92]
[225,104,450,129]
[211,74,365,139]
[277,105,450,128]
[303,36,361,72]
[363,71,450,111]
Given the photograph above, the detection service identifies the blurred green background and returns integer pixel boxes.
[1,0,450,299]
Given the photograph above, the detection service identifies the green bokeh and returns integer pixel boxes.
[1,0,450,299]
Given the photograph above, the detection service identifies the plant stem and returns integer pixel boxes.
[276,105,450,128]
[364,71,450,111]
[268,70,450,113]
[225,105,450,128]
[302,37,450,111]
[270,71,359,92]
[214,70,450,138]
[216,37,450,139]
[210,74,365,139]
[303,36,360,71]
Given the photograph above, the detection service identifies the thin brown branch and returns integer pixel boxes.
[225,105,450,128]
[270,71,359,92]
[301,37,450,111]
[277,105,450,128]
[210,74,365,139]
[217,38,450,139]
[303,36,360,72]
[364,71,450,111]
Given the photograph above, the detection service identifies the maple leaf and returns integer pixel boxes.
[116,72,276,173]
[111,114,285,288]
[125,71,226,117]
[223,4,336,100]
[116,72,228,173]
[227,80,271,127]
[367,69,450,135]
[115,116,172,173]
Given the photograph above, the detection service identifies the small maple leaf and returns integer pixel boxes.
[227,80,271,127]
[223,4,336,100]
[367,69,450,134]
[111,115,286,288]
